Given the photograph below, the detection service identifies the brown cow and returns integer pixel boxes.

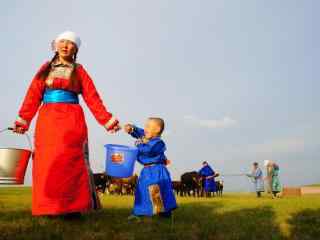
[172,181,184,196]
[108,174,138,195]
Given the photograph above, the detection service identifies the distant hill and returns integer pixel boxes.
[304,183,320,187]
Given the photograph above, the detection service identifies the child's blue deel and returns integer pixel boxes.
[104,144,138,178]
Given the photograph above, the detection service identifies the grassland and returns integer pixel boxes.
[0,187,319,240]
[304,183,320,187]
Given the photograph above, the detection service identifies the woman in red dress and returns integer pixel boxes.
[13,31,121,216]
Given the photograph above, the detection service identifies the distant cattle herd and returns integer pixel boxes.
[94,172,223,197]
[93,173,138,195]
[173,171,223,197]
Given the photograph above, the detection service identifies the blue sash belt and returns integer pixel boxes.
[43,89,79,104]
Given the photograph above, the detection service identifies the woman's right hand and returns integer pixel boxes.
[12,121,29,134]
[12,122,28,134]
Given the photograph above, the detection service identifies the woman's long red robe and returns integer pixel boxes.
[17,63,115,216]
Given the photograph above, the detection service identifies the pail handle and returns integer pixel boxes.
[0,127,33,152]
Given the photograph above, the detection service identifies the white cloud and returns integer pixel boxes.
[252,138,305,153]
[251,137,305,154]
[183,115,238,129]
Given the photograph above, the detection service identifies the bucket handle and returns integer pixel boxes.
[0,127,33,152]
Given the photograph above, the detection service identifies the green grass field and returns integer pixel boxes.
[0,187,319,240]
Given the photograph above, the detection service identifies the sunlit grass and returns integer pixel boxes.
[0,187,319,240]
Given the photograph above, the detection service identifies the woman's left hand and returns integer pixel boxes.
[109,123,121,134]
[105,118,121,133]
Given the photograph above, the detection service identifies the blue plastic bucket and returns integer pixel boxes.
[104,144,138,178]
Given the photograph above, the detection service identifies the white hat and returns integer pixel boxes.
[54,31,81,49]
[264,160,271,167]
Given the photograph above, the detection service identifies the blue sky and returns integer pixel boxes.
[1,1,319,191]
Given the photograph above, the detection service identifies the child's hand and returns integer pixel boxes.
[164,159,171,166]
[124,124,134,133]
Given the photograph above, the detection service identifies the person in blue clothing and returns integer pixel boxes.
[199,161,218,197]
[246,162,264,198]
[124,117,177,220]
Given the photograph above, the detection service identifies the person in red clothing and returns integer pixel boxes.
[13,31,121,217]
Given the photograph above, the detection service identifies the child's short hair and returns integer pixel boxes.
[149,117,165,136]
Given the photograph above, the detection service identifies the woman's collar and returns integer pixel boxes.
[52,58,74,68]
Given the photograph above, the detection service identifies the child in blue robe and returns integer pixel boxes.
[124,117,177,219]
[199,161,217,197]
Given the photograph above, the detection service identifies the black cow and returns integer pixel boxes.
[93,173,110,193]
[180,171,202,197]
